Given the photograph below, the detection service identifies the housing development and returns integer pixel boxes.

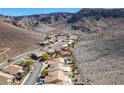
[0,33,80,85]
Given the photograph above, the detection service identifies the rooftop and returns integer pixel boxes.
[44,70,72,85]
[47,49,55,53]
[44,70,65,84]
[2,65,24,75]
[47,57,65,64]
[48,63,64,72]
[33,51,42,57]
[0,71,14,85]
[52,57,65,64]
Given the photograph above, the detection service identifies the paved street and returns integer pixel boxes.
[23,61,43,85]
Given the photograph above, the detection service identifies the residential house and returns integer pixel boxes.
[43,40,49,45]
[0,71,14,85]
[47,63,65,72]
[44,48,55,58]
[67,40,74,45]
[32,51,41,57]
[39,42,45,47]
[57,50,72,57]
[48,35,56,44]
[44,57,72,85]
[61,43,70,51]
[70,35,78,39]
[62,44,68,48]
[2,65,24,76]
[64,66,71,74]
[52,57,65,64]
[47,48,55,54]
[44,70,72,85]
[47,60,71,74]
[46,58,65,68]
[55,48,62,54]
[31,51,46,60]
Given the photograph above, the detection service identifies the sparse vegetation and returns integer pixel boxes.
[70,64,77,71]
[0,22,41,63]
[20,60,33,68]
[7,58,14,63]
[42,52,49,61]
[40,68,48,78]
[69,42,76,48]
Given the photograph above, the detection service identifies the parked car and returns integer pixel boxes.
[38,58,44,62]
[35,82,43,85]
[36,77,44,85]
[30,54,39,60]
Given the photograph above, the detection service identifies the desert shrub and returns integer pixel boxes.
[70,42,76,48]
[7,58,14,63]
[71,64,77,71]
[42,52,49,61]
[20,60,33,67]
[41,68,48,78]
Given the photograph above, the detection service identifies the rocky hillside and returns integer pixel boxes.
[0,12,72,30]
[71,9,124,84]
[0,21,41,63]
[67,9,124,34]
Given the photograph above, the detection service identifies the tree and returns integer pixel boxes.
[42,52,49,61]
[71,64,77,71]
[41,68,48,78]
[7,58,14,63]
[21,60,33,67]
[15,72,24,81]
[69,42,76,48]
[30,54,38,60]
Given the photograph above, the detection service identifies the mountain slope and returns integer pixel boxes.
[0,22,41,63]
[71,9,124,84]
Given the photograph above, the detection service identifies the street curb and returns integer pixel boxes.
[21,72,31,85]
[39,62,45,76]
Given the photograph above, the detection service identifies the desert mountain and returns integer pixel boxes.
[70,9,124,84]
[1,9,124,84]
[0,21,41,63]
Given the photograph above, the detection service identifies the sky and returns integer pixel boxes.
[0,8,80,16]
